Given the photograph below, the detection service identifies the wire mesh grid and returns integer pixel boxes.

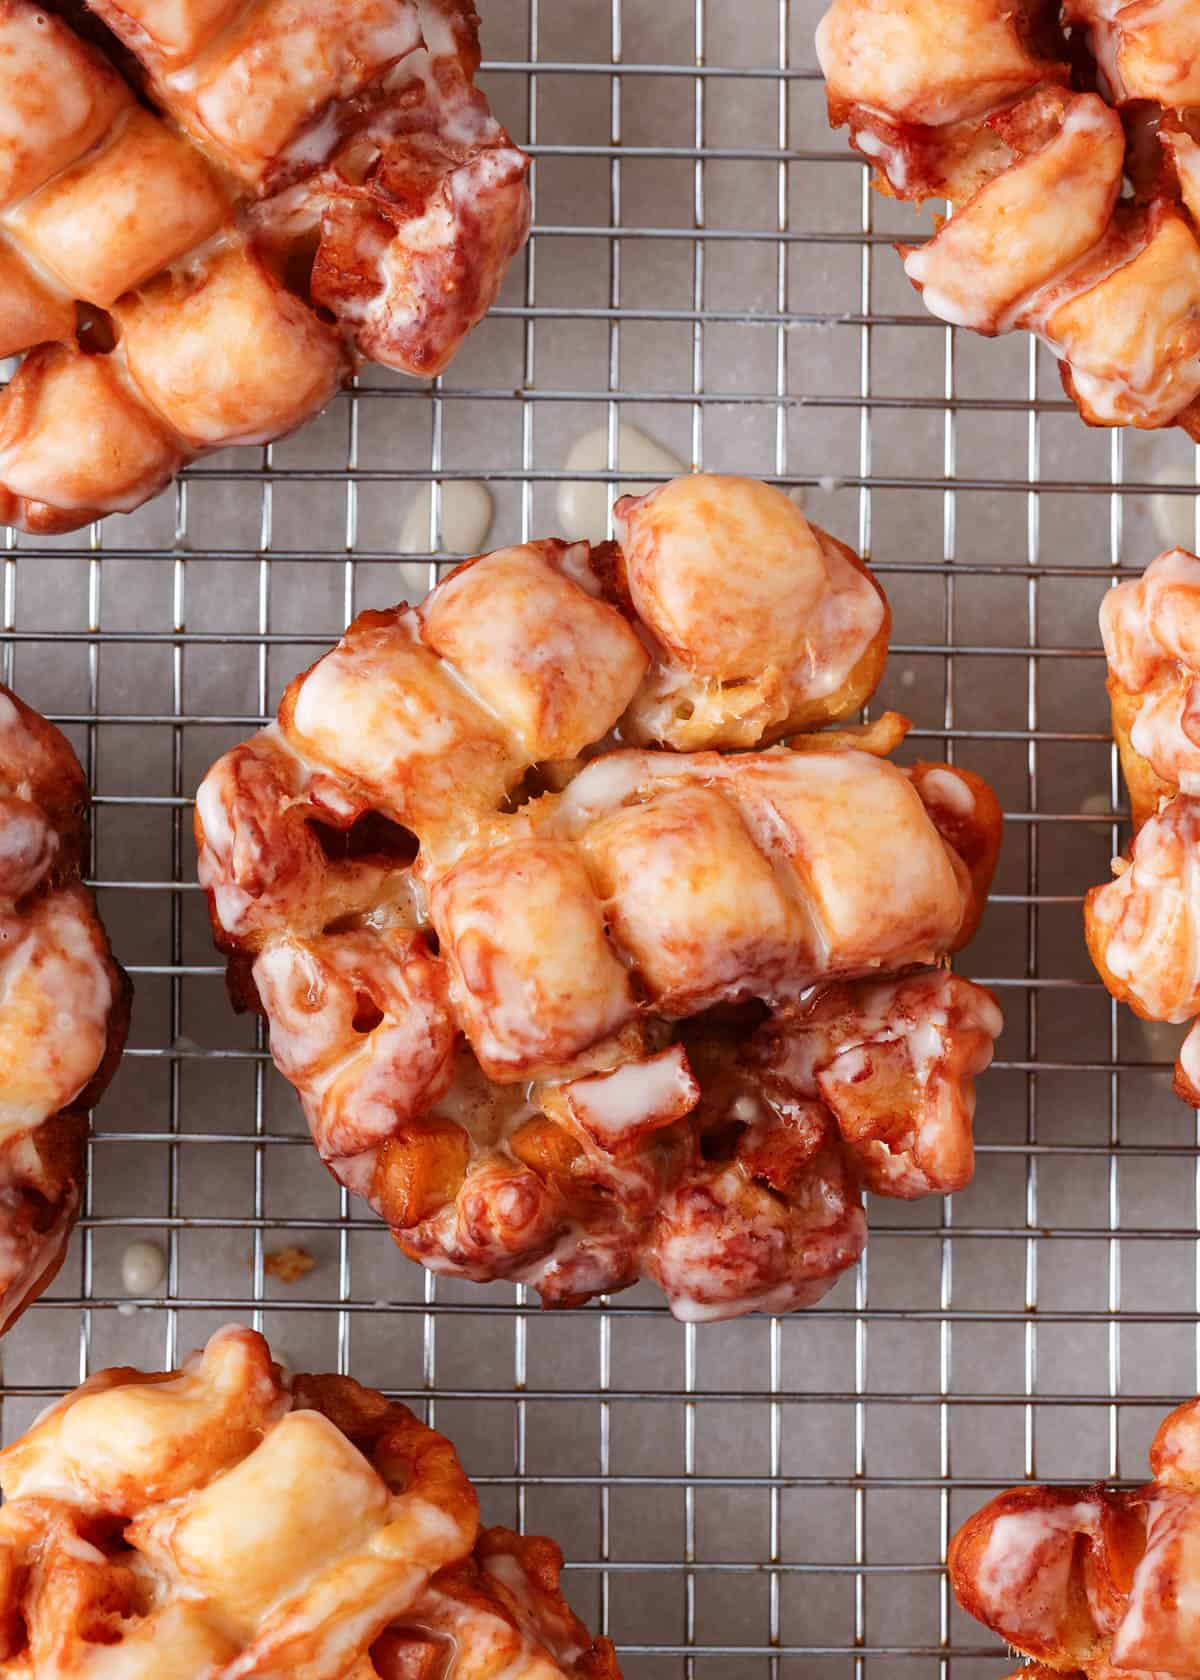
[6,0,1200,1674]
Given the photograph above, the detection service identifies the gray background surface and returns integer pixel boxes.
[3,1,1198,1674]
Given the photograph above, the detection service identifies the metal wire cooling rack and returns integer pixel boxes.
[7,0,1200,1675]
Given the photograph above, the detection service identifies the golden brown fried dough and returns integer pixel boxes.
[0,0,530,533]
[197,477,1004,1319]
[0,1325,620,1679]
[818,0,1200,436]
[950,1391,1200,1677]
[0,684,128,1332]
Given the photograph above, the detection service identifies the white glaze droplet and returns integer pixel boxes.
[557,423,686,544]
[1151,465,1200,553]
[899,666,917,690]
[401,480,494,557]
[121,1239,166,1296]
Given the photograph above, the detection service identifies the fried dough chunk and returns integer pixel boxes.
[1086,545,1200,1100]
[0,684,128,1333]
[196,473,1003,1319]
[0,1325,619,1679]
[0,0,530,533]
[819,0,1200,436]
[950,1391,1200,1677]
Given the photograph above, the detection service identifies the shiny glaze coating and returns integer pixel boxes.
[951,1386,1200,1677]
[0,1324,620,1679]
[196,476,1004,1320]
[0,0,529,532]
[1086,546,1200,1102]
[818,0,1200,437]
[0,684,128,1332]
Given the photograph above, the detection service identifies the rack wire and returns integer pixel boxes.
[5,0,1200,1675]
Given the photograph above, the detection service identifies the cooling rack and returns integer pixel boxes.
[5,0,1200,1675]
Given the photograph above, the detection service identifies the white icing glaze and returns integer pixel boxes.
[0,887,115,1140]
[401,479,494,557]
[547,749,660,828]
[1091,794,1200,1020]
[665,1276,845,1323]
[0,690,124,1332]
[555,749,969,988]
[162,0,424,183]
[8,105,230,312]
[482,1552,585,1670]
[652,1164,868,1324]
[974,1500,1101,1639]
[371,10,510,153]
[193,751,245,927]
[1112,1487,1200,1671]
[195,721,403,945]
[0,5,129,210]
[904,95,1124,336]
[55,1528,108,1566]
[1082,0,1200,106]
[283,608,529,844]
[88,0,245,67]
[1101,546,1200,693]
[431,838,636,1079]
[1100,548,1200,791]
[852,123,911,192]
[776,972,999,1095]
[1073,356,1200,429]
[1130,675,1200,793]
[556,423,686,545]
[1166,127,1200,234]
[254,928,456,1159]
[911,765,976,817]
[611,477,886,748]
[561,1045,699,1148]
[2,1326,290,1507]
[0,1325,582,1680]
[819,0,1200,436]
[418,540,648,761]
[0,0,529,532]
[293,614,486,760]
[1024,211,1200,430]
[195,473,997,1319]
[1069,0,1126,95]
[804,529,887,702]
[121,1240,166,1296]
[0,344,181,515]
[816,0,1049,128]
[0,795,58,897]
[765,970,1000,1198]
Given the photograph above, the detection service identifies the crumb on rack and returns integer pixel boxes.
[263,1245,316,1284]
